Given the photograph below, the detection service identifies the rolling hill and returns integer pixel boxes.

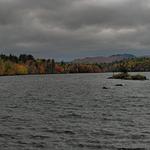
[72,54,135,64]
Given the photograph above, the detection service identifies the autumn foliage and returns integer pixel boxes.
[14,64,28,75]
[0,54,149,76]
[0,54,105,75]
[0,54,56,76]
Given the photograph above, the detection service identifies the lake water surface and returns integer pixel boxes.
[0,73,150,150]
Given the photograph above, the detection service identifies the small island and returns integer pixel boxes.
[109,63,148,80]
[109,73,147,80]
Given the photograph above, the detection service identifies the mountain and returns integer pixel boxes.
[72,54,136,64]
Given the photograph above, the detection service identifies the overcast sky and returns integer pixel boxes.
[0,0,150,60]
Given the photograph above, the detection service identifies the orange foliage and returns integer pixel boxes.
[14,64,28,75]
[38,63,46,74]
[55,64,64,73]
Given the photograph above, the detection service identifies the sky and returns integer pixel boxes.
[0,0,150,60]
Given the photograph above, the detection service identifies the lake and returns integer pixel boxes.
[0,73,150,150]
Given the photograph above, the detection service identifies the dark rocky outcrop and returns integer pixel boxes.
[109,73,147,80]
[102,86,109,89]
[115,84,124,86]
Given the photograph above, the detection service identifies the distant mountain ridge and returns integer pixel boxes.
[72,54,136,64]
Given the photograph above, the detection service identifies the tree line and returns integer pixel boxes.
[0,54,150,76]
[107,57,150,72]
[0,54,56,75]
[0,54,104,75]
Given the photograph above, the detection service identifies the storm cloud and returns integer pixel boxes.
[0,0,150,59]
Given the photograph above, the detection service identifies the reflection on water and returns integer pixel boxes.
[0,73,150,150]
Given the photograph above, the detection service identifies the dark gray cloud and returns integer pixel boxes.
[0,0,150,60]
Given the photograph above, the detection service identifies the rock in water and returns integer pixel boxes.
[115,84,123,86]
[102,86,109,89]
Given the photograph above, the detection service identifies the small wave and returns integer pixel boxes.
[128,96,148,99]
[117,148,146,150]
[8,105,20,109]
[0,133,15,139]
[101,129,116,136]
[59,113,82,119]
[77,143,102,149]
[17,140,28,145]
[29,134,50,140]
[14,127,25,130]
[0,115,11,120]
[42,128,75,135]
[130,134,146,140]
[30,142,46,148]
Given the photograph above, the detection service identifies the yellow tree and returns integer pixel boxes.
[14,64,28,75]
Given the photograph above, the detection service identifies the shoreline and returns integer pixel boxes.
[0,71,148,77]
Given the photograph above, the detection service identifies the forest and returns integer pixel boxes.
[0,54,150,76]
[0,54,104,75]
[108,57,150,72]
